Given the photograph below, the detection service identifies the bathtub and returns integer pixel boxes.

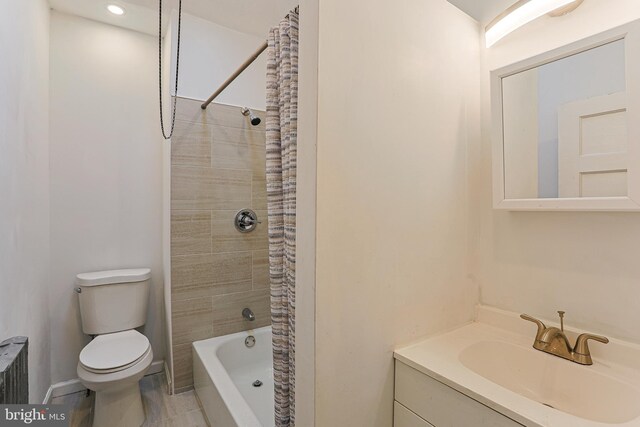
[193,326,274,427]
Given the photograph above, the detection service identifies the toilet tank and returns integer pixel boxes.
[76,268,151,335]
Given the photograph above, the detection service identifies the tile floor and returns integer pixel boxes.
[51,373,209,427]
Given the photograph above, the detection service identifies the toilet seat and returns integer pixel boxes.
[77,344,153,427]
[80,330,150,374]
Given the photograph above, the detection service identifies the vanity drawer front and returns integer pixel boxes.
[394,401,435,427]
[395,361,523,427]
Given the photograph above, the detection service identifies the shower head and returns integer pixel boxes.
[241,107,261,126]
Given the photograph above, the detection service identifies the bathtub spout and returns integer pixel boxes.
[242,308,255,321]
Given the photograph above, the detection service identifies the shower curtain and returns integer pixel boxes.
[266,8,299,427]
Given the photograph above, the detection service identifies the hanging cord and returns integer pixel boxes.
[159,0,182,139]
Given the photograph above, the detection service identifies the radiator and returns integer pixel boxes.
[0,336,29,404]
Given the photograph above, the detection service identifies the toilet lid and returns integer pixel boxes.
[80,330,150,371]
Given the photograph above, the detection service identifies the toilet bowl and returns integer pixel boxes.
[77,330,153,427]
[75,268,153,427]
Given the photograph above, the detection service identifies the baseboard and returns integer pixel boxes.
[148,360,165,376]
[174,385,194,394]
[46,378,85,403]
[42,385,53,404]
[44,359,166,403]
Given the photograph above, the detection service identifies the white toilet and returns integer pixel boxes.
[76,268,154,427]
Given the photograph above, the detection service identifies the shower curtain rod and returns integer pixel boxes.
[200,6,299,110]
[201,41,268,109]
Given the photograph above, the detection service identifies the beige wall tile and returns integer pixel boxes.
[171,121,212,168]
[211,289,271,336]
[211,142,266,181]
[252,249,269,290]
[172,278,253,301]
[212,125,265,146]
[173,97,203,124]
[250,143,266,181]
[171,211,212,256]
[171,298,213,346]
[171,252,252,300]
[211,142,251,170]
[172,343,194,391]
[169,97,271,391]
[175,97,265,131]
[171,166,251,210]
[252,178,267,210]
[211,210,268,253]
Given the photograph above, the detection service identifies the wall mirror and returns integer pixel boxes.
[492,20,640,211]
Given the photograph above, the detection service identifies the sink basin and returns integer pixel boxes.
[460,340,640,424]
[394,306,640,427]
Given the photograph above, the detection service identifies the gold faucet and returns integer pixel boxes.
[520,311,609,365]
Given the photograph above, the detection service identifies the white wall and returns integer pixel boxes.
[473,1,640,344]
[176,13,268,109]
[313,0,481,425]
[49,12,165,384]
[294,0,319,424]
[0,0,51,403]
[162,9,176,392]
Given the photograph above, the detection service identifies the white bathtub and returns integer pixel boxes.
[193,326,274,427]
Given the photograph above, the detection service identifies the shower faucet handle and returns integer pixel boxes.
[240,216,261,226]
[235,209,261,233]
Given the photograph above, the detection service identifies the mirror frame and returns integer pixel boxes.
[491,20,640,211]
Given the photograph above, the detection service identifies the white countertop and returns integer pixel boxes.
[394,306,640,427]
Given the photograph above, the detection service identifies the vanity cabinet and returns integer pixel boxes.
[394,361,523,427]
[394,401,434,427]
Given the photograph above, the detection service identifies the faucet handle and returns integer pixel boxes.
[573,333,609,365]
[557,311,565,331]
[520,314,546,341]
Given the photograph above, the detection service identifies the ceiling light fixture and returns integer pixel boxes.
[107,4,126,16]
[485,0,583,48]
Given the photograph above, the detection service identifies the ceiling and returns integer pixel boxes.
[49,0,299,37]
[49,0,162,35]
[49,0,518,40]
[447,0,516,25]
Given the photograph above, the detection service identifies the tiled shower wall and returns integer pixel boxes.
[170,98,271,391]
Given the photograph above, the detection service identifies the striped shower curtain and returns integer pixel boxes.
[266,8,299,427]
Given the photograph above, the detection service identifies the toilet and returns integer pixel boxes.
[76,268,154,427]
